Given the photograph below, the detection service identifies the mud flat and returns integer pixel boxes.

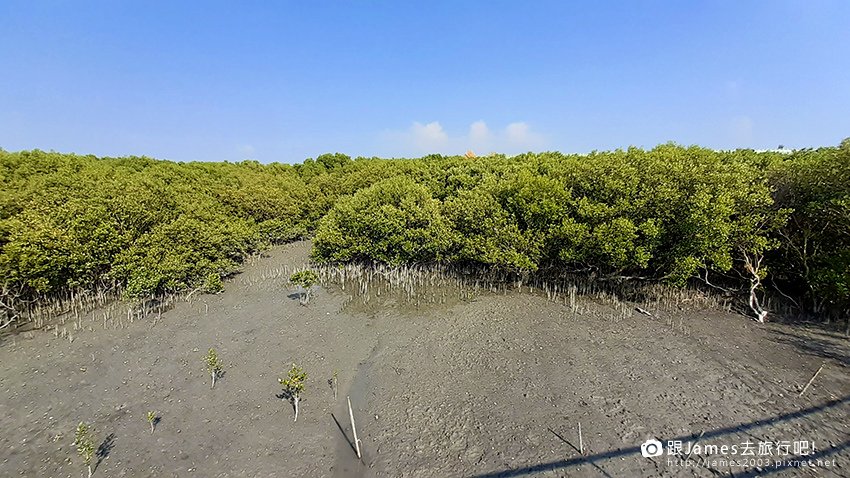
[1,242,848,477]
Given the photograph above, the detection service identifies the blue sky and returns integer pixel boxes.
[1,1,848,163]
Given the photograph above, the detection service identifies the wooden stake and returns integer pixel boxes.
[578,422,583,455]
[799,363,826,398]
[348,396,362,459]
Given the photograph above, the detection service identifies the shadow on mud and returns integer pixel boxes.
[331,413,360,457]
[767,327,850,367]
[471,395,850,477]
[331,412,368,478]
[94,433,116,472]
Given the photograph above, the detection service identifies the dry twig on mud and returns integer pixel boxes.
[635,307,654,318]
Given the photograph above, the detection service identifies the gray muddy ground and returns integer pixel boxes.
[1,241,848,477]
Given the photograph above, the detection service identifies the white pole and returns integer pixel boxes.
[799,363,826,398]
[578,422,583,455]
[347,396,362,459]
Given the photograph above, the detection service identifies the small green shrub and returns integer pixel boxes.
[289,270,319,305]
[203,348,223,388]
[74,422,95,478]
[279,363,308,421]
[146,411,157,434]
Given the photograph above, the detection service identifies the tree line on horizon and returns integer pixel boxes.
[1,140,848,327]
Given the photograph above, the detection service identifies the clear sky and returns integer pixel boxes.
[1,1,848,163]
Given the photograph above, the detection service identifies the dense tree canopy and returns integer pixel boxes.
[0,151,309,301]
[1,141,848,324]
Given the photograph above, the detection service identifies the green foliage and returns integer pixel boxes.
[258,219,307,244]
[279,363,307,396]
[289,270,318,289]
[74,421,95,467]
[310,147,788,286]
[769,142,850,312]
[312,176,453,264]
[202,273,224,294]
[0,151,309,306]
[280,363,308,421]
[441,187,536,269]
[146,411,157,433]
[2,142,849,322]
[289,269,319,304]
[204,348,222,376]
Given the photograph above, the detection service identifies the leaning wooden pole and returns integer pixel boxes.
[578,422,583,455]
[347,396,362,459]
[799,363,826,398]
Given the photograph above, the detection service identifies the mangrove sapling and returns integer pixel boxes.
[74,422,95,478]
[204,348,223,388]
[289,270,319,305]
[146,411,157,434]
[279,364,307,421]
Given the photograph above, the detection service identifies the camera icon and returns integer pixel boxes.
[641,438,664,458]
